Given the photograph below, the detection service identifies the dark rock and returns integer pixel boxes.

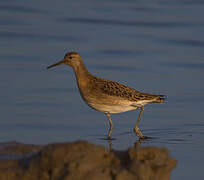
[0,141,177,180]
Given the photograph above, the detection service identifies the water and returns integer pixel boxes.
[0,0,204,179]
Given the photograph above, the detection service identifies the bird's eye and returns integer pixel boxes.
[69,56,72,59]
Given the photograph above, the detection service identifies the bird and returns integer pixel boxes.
[47,52,165,139]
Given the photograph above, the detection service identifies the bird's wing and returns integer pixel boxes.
[92,77,158,101]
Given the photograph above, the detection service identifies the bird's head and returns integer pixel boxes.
[47,52,82,69]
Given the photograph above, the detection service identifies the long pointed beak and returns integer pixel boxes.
[47,60,65,69]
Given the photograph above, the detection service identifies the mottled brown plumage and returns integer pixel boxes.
[91,76,163,102]
[47,52,165,139]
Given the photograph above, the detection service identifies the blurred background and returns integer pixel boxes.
[0,0,204,179]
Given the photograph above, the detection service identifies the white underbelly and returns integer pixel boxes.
[87,102,138,114]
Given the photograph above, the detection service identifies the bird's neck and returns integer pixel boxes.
[72,60,93,88]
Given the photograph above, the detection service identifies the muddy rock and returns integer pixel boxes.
[0,141,176,180]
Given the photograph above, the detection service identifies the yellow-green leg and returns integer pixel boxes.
[105,113,113,139]
[133,106,148,139]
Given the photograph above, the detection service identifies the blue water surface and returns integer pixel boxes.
[0,0,204,179]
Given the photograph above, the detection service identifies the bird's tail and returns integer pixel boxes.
[154,95,166,103]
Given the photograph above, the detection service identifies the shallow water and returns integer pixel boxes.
[0,0,204,179]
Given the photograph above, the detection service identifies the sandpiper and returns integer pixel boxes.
[47,52,165,139]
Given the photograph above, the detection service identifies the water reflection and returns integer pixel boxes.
[161,62,204,69]
[158,38,204,47]
[0,5,43,13]
[61,17,193,28]
[0,32,78,42]
[107,137,147,151]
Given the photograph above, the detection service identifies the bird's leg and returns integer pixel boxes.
[105,113,113,139]
[134,106,147,139]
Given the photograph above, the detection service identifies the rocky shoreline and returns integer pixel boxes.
[0,141,176,180]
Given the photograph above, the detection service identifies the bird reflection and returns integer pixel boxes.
[108,138,113,151]
[107,137,147,151]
